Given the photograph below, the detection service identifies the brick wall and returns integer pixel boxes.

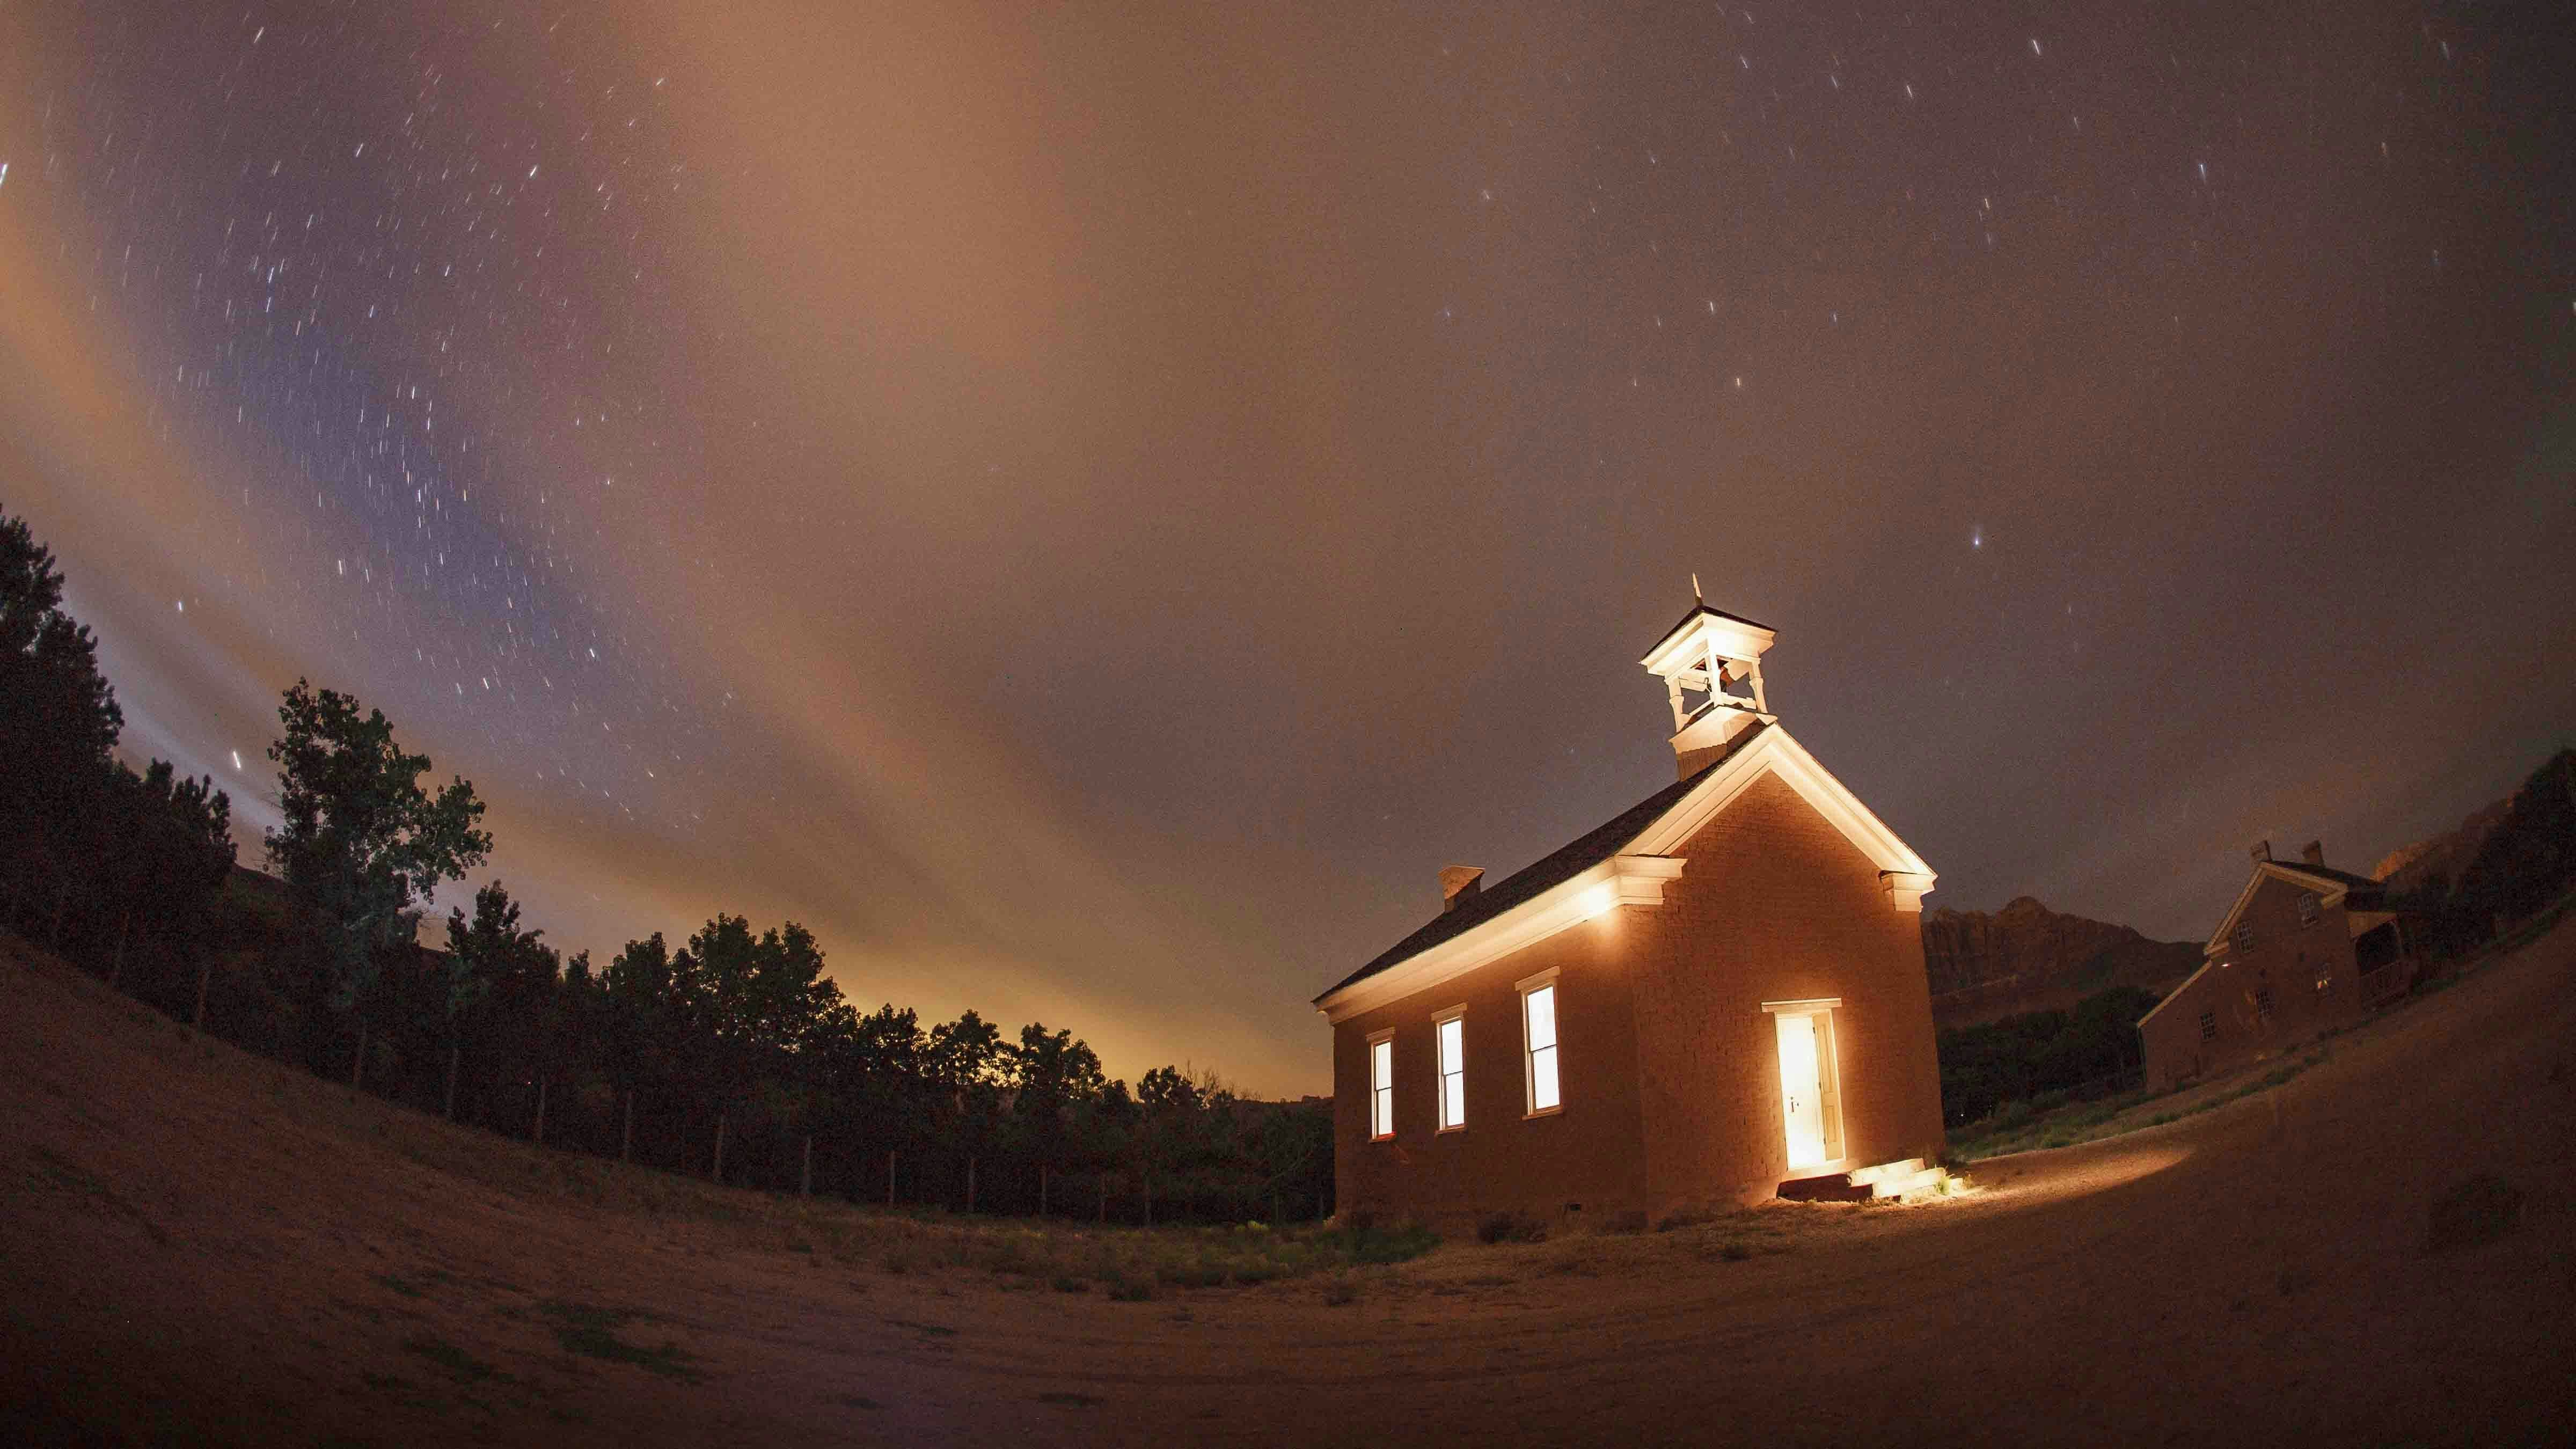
[1330,913,1646,1230]
[1629,773,1945,1211]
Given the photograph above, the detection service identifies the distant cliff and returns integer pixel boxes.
[1922,896,2201,1028]
[2373,796,2513,898]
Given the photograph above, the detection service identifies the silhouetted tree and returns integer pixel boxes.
[443,880,557,1121]
[266,680,491,1086]
[0,506,124,934]
[102,759,236,986]
[2455,749,2576,933]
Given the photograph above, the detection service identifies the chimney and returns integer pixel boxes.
[2301,840,2324,866]
[2250,840,2271,863]
[1439,866,1485,913]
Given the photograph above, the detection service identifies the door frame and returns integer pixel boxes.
[1761,998,1846,1169]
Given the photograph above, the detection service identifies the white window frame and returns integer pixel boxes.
[1433,1006,1468,1132]
[1366,1030,1395,1141]
[1518,968,1562,1117]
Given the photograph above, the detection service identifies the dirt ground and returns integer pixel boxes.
[4,917,2572,1448]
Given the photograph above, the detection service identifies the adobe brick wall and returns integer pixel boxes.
[2139,873,2367,1090]
[1328,767,1943,1226]
[1630,773,1945,1212]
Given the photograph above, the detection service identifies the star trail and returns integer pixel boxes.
[2,2,2569,1093]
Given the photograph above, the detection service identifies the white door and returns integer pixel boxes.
[1776,1011,1828,1169]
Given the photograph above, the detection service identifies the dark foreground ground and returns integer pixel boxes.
[3,916,2572,1447]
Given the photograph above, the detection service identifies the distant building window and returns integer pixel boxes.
[1522,982,1561,1114]
[1368,1036,1394,1140]
[1436,1013,1467,1130]
[2234,924,2256,952]
[2316,972,2333,995]
[2255,987,2275,1022]
[2199,1011,2218,1042]
[2298,892,2322,925]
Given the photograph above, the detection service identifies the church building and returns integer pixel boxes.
[1315,602,1950,1227]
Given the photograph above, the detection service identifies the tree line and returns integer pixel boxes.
[1,503,1329,1225]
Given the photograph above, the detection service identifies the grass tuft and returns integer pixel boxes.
[537,1300,704,1381]
[402,1335,502,1383]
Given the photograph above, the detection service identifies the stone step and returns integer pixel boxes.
[1779,1158,1944,1204]
[1776,1172,1871,1203]
[1846,1158,1927,1187]
[1868,1166,1946,1200]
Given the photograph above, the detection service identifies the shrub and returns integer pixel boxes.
[1476,1211,1548,1245]
[1596,1209,1649,1236]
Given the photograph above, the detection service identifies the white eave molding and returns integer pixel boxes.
[2135,957,2217,1028]
[1317,853,1683,1024]
[1314,726,1936,1024]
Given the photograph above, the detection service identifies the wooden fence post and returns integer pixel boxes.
[191,955,211,1035]
[351,1019,368,1091]
[1040,1163,1049,1219]
[109,910,131,991]
[712,1113,727,1183]
[444,1042,460,1119]
[1097,1173,1107,1225]
[1143,1169,1152,1228]
[621,1091,634,1162]
[888,1151,897,1209]
[533,1075,548,1145]
[801,1136,814,1198]
[966,1156,977,1216]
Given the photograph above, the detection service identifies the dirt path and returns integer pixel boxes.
[5,918,2571,1447]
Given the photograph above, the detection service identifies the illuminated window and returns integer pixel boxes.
[1368,1034,1394,1140]
[2199,1011,2218,1041]
[1521,979,1561,1114]
[1436,1011,1467,1130]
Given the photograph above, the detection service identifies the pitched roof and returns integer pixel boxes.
[2267,860,2382,895]
[1316,723,1765,1003]
[1660,601,1774,636]
[2202,858,2398,955]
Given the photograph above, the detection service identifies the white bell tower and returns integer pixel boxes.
[1638,591,1777,780]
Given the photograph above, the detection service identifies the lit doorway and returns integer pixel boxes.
[1766,1000,1845,1170]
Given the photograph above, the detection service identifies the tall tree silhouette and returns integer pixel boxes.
[0,506,124,933]
[103,759,236,984]
[442,880,557,1120]
[266,680,491,1086]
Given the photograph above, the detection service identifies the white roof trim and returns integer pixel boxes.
[1629,726,1934,881]
[2202,862,2355,956]
[1316,853,1678,1023]
[1315,725,1934,1023]
[2136,957,2218,1028]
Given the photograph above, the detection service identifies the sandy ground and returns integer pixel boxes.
[3,919,2572,1448]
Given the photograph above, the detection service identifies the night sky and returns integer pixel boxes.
[3,2,2570,1094]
